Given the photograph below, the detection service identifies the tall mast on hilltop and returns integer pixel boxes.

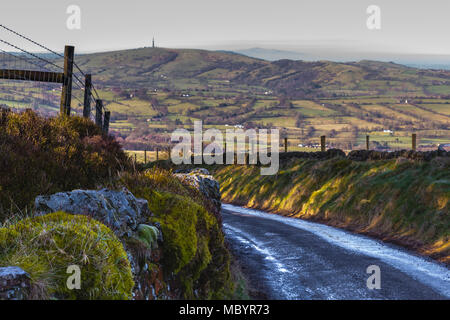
[152,37,155,48]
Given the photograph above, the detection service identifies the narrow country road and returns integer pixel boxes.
[222,204,450,300]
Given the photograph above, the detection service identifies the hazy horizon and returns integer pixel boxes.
[1,0,450,64]
[2,1,450,52]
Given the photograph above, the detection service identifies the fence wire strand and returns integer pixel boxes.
[0,24,109,119]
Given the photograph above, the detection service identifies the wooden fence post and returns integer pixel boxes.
[95,99,103,128]
[156,148,159,161]
[223,142,227,164]
[412,134,417,151]
[284,137,288,153]
[144,150,147,164]
[83,74,92,118]
[60,45,75,116]
[201,141,204,162]
[366,135,370,150]
[321,136,326,152]
[103,111,110,134]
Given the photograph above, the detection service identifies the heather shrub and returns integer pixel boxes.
[0,109,132,221]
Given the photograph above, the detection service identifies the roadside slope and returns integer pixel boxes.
[213,157,450,264]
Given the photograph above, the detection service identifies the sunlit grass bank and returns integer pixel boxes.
[213,157,450,263]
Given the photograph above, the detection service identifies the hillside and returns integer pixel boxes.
[68,48,450,96]
[68,48,450,98]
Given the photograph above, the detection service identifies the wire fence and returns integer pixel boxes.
[0,24,107,126]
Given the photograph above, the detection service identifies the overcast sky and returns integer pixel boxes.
[1,0,450,58]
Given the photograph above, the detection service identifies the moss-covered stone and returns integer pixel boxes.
[0,212,134,300]
[120,168,234,299]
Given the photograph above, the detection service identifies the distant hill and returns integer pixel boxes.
[68,47,450,99]
[232,47,306,61]
[404,63,450,71]
[233,48,450,71]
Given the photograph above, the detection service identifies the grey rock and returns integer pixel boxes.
[174,168,221,212]
[34,188,152,238]
[0,267,30,300]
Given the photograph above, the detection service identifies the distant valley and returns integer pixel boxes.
[1,47,449,152]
